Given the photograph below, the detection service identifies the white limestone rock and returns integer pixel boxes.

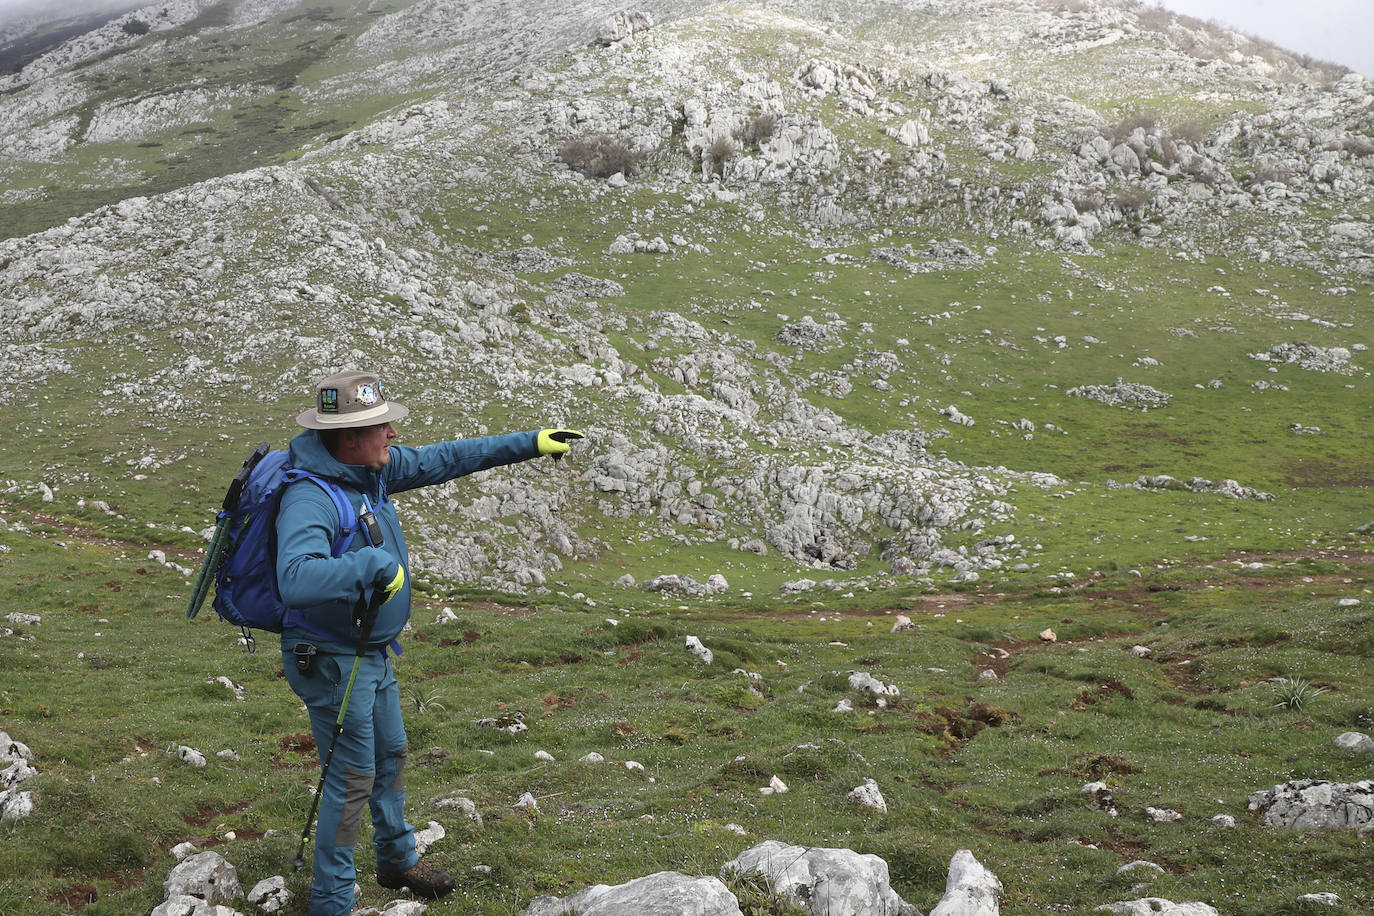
[1248,779,1374,828]
[521,871,742,916]
[1333,731,1374,753]
[685,636,714,665]
[848,778,888,814]
[1096,901,1218,916]
[163,851,242,907]
[722,840,919,916]
[930,849,1002,916]
[246,876,291,913]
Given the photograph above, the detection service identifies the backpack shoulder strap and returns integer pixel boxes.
[283,469,357,557]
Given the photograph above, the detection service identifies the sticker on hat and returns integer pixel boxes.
[320,389,339,413]
[355,383,379,406]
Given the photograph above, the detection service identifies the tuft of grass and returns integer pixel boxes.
[723,870,809,916]
[1269,677,1328,711]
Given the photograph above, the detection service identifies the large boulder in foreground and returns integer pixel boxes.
[930,849,1001,916]
[162,852,242,906]
[520,870,742,916]
[1096,901,1218,916]
[722,840,920,916]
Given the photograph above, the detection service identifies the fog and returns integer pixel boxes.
[1153,0,1373,78]
[1,0,1369,78]
[0,0,138,24]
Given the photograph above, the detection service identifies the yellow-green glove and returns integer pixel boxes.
[380,563,406,604]
[537,428,584,461]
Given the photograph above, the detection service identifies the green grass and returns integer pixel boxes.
[1,524,1371,915]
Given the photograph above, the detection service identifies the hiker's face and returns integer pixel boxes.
[350,422,396,470]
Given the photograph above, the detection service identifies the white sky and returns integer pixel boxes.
[1144,0,1371,77]
[0,0,1370,78]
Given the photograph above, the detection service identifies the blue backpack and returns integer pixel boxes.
[188,443,360,651]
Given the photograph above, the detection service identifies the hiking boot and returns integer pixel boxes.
[376,860,455,899]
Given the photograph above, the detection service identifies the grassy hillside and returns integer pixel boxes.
[0,517,1370,914]
[0,0,1370,913]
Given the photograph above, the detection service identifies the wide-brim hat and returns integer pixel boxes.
[296,370,410,430]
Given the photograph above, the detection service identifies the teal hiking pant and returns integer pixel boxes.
[284,646,417,916]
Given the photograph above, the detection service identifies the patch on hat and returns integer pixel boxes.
[355,383,380,406]
[320,388,339,413]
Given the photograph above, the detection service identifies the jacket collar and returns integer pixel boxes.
[288,429,380,493]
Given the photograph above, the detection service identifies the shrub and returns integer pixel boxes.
[558,134,643,179]
[1072,190,1103,213]
[1171,117,1211,146]
[1135,5,1174,33]
[1114,187,1153,211]
[121,19,151,35]
[733,111,778,148]
[1340,134,1374,157]
[1107,110,1158,144]
[1154,136,1180,167]
[706,135,738,178]
[1246,163,1293,187]
[1182,157,1221,185]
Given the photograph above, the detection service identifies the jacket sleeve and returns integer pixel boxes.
[276,480,396,610]
[383,430,542,495]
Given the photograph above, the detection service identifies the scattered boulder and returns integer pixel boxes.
[0,787,34,821]
[414,820,445,856]
[722,840,919,916]
[521,871,741,916]
[594,10,653,47]
[685,636,714,665]
[1096,901,1218,916]
[848,671,900,698]
[1248,343,1360,374]
[930,849,1002,916]
[1131,475,1273,501]
[162,852,242,907]
[1247,779,1374,829]
[246,876,291,913]
[1334,731,1374,753]
[150,896,246,916]
[848,779,888,814]
[1297,893,1342,907]
[643,574,726,597]
[1115,861,1164,879]
[1067,379,1170,410]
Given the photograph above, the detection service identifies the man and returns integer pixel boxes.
[277,369,581,916]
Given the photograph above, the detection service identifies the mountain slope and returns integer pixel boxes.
[0,0,1370,599]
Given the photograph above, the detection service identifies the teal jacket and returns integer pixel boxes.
[275,428,542,654]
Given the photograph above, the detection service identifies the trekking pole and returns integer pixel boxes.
[292,585,385,871]
[187,443,270,619]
